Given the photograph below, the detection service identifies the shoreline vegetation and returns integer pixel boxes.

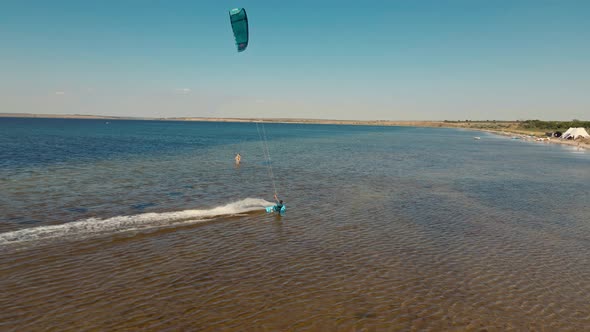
[2,113,588,150]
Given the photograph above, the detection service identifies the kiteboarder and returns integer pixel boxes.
[273,194,284,212]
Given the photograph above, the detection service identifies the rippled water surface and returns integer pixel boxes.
[1,118,589,330]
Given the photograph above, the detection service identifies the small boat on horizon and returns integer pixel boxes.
[473,136,481,140]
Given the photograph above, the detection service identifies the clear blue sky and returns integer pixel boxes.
[1,0,589,120]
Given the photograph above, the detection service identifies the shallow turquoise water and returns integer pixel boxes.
[1,118,589,330]
[1,118,587,236]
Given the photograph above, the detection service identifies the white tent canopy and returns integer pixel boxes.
[563,127,590,139]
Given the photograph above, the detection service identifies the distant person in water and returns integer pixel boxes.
[235,153,241,165]
[273,194,284,212]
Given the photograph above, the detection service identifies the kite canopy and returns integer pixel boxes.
[229,8,249,52]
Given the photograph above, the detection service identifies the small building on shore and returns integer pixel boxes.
[563,127,590,140]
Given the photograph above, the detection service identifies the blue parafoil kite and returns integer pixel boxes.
[229,8,249,52]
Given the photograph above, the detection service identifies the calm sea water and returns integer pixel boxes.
[1,117,589,330]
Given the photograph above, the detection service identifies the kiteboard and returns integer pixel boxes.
[266,205,286,214]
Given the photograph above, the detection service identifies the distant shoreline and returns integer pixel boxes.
[0,113,153,121]
[0,112,515,127]
[2,113,587,150]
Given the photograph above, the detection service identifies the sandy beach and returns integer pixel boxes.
[443,122,590,150]
[477,129,590,150]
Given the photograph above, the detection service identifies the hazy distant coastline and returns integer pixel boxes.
[0,112,508,127]
[0,113,152,121]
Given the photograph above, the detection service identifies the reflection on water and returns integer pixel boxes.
[1,119,589,330]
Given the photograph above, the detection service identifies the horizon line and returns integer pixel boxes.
[1,113,586,123]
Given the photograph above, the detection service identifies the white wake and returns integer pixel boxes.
[0,198,272,246]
